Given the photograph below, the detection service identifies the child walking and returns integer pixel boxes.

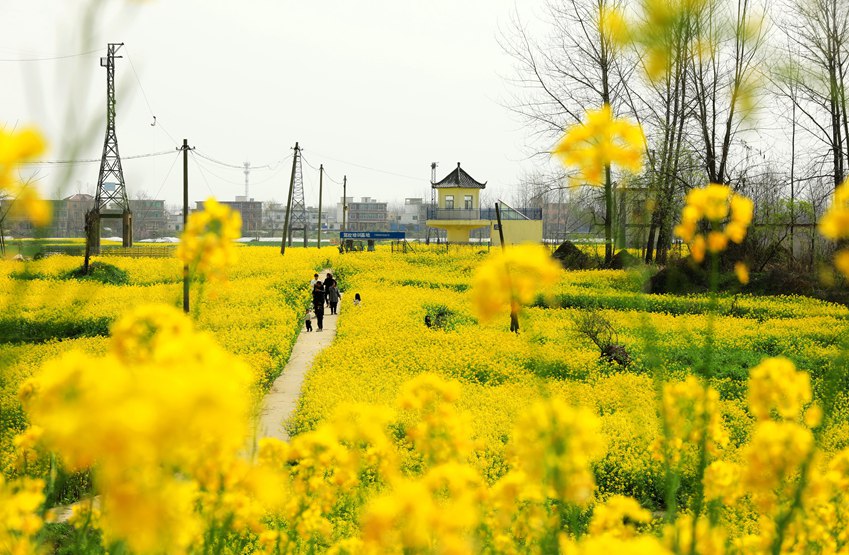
[305,309,313,332]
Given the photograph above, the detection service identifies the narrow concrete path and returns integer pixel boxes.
[257,272,339,441]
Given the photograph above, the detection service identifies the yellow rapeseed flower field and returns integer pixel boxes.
[2,243,849,553]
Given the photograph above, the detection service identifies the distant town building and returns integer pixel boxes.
[338,196,388,232]
[166,210,184,234]
[197,196,262,237]
[128,199,166,240]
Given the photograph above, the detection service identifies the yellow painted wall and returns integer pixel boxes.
[490,220,543,246]
[437,187,480,209]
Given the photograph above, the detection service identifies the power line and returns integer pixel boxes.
[123,47,179,145]
[302,154,342,185]
[132,151,182,225]
[21,150,176,165]
[192,149,287,171]
[0,48,101,62]
[188,151,218,197]
[308,150,428,183]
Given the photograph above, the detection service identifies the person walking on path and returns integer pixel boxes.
[304,309,313,332]
[323,273,334,306]
[310,273,319,288]
[327,282,340,315]
[312,281,326,331]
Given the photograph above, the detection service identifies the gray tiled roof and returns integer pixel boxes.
[431,163,486,189]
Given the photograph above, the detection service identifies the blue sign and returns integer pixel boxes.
[340,231,406,240]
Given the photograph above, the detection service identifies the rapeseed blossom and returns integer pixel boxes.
[748,357,812,422]
[662,376,727,457]
[19,304,255,553]
[553,104,645,186]
[176,196,242,283]
[819,177,849,279]
[606,0,710,81]
[0,476,44,554]
[510,398,605,505]
[674,184,753,263]
[0,127,51,226]
[471,243,561,323]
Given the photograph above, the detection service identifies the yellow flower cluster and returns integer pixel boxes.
[674,184,753,263]
[605,0,710,81]
[655,376,728,463]
[553,104,645,186]
[175,197,242,283]
[510,398,606,505]
[588,494,652,538]
[748,357,813,422]
[0,476,44,555]
[471,243,561,323]
[0,127,51,226]
[19,304,255,553]
[818,177,849,278]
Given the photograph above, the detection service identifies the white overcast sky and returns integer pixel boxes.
[2,0,551,208]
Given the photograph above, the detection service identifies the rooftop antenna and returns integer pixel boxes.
[244,161,250,198]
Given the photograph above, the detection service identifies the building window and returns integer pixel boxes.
[464,195,473,209]
[445,195,454,209]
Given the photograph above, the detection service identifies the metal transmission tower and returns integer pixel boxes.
[288,144,308,247]
[89,42,132,254]
[281,143,308,253]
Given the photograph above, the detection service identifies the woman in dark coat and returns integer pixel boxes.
[327,282,340,315]
[312,282,326,331]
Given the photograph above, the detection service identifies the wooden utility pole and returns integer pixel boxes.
[495,202,519,333]
[181,139,190,313]
[280,142,299,255]
[342,175,347,231]
[317,164,324,249]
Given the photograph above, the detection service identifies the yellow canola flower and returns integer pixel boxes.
[510,398,605,505]
[20,304,255,554]
[588,495,651,538]
[657,376,728,462]
[553,104,645,186]
[0,477,45,550]
[734,261,749,284]
[674,184,753,263]
[0,126,51,226]
[471,243,561,323]
[748,357,812,422]
[703,460,742,505]
[818,177,849,241]
[819,177,849,279]
[560,533,673,555]
[361,462,484,555]
[744,420,813,506]
[176,196,242,283]
[605,0,712,82]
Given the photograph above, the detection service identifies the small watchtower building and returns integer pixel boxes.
[426,163,488,243]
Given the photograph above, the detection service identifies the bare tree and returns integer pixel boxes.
[781,0,849,189]
[502,0,635,264]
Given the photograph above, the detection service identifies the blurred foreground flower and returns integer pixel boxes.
[176,196,241,282]
[0,126,51,226]
[605,0,710,81]
[819,177,849,279]
[674,184,753,263]
[553,104,645,186]
[471,243,561,323]
[19,304,255,553]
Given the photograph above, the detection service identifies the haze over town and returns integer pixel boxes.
[2,0,550,211]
